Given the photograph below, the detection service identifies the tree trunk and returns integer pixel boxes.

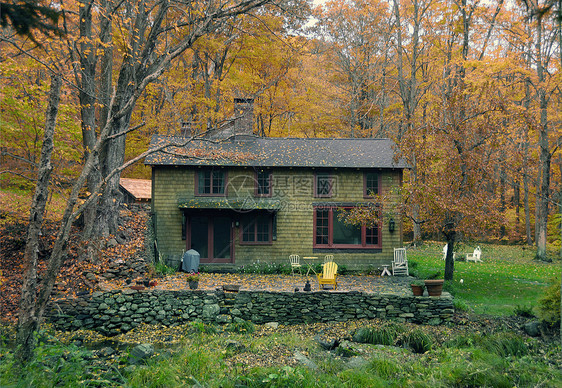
[444,230,456,281]
[15,74,62,365]
[535,15,550,261]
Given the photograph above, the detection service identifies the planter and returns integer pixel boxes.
[424,279,444,296]
[188,281,199,290]
[410,285,424,296]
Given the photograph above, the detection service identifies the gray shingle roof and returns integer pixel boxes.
[145,135,409,169]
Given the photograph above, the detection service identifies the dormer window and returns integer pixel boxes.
[196,169,226,196]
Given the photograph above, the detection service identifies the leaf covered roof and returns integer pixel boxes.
[145,135,409,169]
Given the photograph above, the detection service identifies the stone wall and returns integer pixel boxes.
[47,290,453,336]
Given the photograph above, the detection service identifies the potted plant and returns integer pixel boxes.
[187,272,200,289]
[410,280,425,296]
[424,279,444,296]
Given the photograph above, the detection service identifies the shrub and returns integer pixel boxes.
[453,298,470,312]
[403,329,433,354]
[187,321,217,335]
[353,323,404,346]
[480,333,528,357]
[225,320,255,334]
[537,278,561,326]
[513,304,535,318]
[367,357,402,379]
[150,261,176,276]
[426,271,442,280]
[237,261,290,274]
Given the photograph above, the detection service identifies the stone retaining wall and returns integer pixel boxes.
[46,290,454,336]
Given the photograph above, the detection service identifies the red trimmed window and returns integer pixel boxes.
[255,170,272,197]
[314,207,380,249]
[241,214,272,244]
[196,170,226,196]
[315,173,333,198]
[364,172,380,198]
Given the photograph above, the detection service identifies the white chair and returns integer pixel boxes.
[392,247,409,276]
[289,254,302,275]
[466,246,483,263]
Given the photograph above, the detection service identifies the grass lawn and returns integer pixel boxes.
[407,242,561,316]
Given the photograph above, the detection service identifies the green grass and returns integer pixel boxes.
[2,321,561,387]
[407,242,561,315]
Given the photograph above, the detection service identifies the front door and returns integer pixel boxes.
[188,215,233,263]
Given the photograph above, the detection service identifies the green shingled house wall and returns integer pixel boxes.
[151,166,404,270]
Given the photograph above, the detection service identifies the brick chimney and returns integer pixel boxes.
[233,98,254,134]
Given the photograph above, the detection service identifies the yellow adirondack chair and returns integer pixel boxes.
[317,262,338,290]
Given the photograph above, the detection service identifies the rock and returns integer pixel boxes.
[98,347,116,357]
[335,340,359,358]
[294,351,318,370]
[523,320,542,337]
[346,356,368,369]
[202,304,220,320]
[314,335,339,350]
[107,238,118,248]
[129,343,154,364]
[265,322,279,329]
[225,340,245,352]
[216,314,232,324]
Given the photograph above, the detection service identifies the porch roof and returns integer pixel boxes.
[178,197,282,211]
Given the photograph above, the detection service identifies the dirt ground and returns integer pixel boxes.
[99,272,414,294]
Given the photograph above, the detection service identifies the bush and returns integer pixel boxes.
[150,261,176,276]
[353,323,404,346]
[453,298,470,312]
[537,278,561,326]
[225,320,255,334]
[237,261,291,274]
[480,333,528,357]
[513,304,535,318]
[367,357,402,379]
[445,332,528,358]
[402,329,433,354]
[187,321,217,335]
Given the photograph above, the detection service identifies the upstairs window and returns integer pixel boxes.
[364,172,380,198]
[315,173,333,198]
[255,170,272,197]
[196,170,226,196]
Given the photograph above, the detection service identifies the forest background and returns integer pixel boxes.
[0,0,561,363]
[2,0,561,257]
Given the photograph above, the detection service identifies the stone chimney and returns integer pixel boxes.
[233,98,254,134]
[181,121,195,137]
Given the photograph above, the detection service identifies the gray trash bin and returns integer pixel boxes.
[182,249,200,273]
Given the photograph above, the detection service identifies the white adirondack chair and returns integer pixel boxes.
[466,246,483,263]
[392,247,409,276]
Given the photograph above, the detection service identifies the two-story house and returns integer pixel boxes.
[145,99,409,270]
